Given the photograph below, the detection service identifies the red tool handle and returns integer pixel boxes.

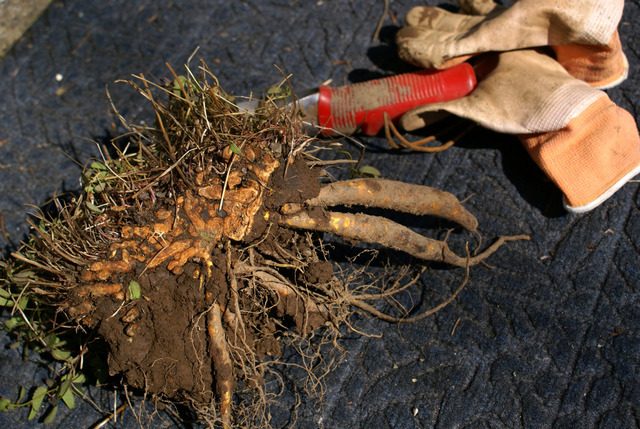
[316,62,476,136]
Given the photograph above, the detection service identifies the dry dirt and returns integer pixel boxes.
[64,154,331,407]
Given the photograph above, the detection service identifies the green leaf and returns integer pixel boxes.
[0,296,11,307]
[14,270,35,278]
[28,386,48,420]
[51,348,72,362]
[357,165,381,178]
[172,75,188,95]
[18,386,26,402]
[60,388,75,410]
[0,398,10,412]
[43,404,58,424]
[86,202,102,213]
[228,143,243,156]
[90,161,107,171]
[72,374,86,384]
[266,85,291,98]
[28,407,37,420]
[4,317,23,329]
[47,333,57,346]
[128,280,141,300]
[58,375,72,397]
[0,289,10,298]
[18,296,29,310]
[93,182,106,193]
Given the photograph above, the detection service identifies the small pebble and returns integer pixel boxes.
[124,323,138,337]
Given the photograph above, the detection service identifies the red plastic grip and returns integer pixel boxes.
[316,62,477,136]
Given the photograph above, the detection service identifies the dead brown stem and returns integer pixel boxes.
[140,73,175,158]
[282,178,478,231]
[280,210,529,267]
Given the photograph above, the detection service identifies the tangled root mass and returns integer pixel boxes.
[2,63,527,428]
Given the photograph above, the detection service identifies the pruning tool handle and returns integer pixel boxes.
[316,62,477,136]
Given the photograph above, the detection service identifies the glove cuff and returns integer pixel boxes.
[519,96,640,212]
[552,31,629,89]
[524,82,604,132]
[576,0,624,45]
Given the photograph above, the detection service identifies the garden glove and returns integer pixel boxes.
[399,49,640,213]
[396,0,628,88]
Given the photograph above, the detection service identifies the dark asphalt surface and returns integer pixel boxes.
[1,1,639,428]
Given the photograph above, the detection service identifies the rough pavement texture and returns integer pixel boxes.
[1,1,639,428]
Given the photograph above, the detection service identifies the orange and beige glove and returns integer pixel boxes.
[396,0,628,89]
[396,2,640,213]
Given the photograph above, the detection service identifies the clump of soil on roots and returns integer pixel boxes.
[2,63,528,428]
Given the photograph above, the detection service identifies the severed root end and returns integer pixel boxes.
[448,234,531,266]
[279,209,529,267]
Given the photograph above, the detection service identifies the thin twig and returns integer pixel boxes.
[372,0,390,41]
[384,113,454,152]
[0,209,9,244]
[91,402,127,429]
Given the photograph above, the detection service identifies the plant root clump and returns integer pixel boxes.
[1,63,528,428]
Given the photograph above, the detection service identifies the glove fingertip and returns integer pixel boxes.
[405,6,431,27]
[400,108,452,132]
